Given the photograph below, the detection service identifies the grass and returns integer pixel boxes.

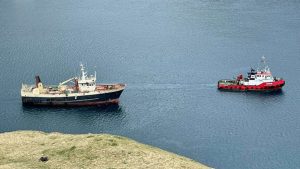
[0,131,212,169]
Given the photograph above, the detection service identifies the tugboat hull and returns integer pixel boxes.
[22,89,124,106]
[218,80,285,92]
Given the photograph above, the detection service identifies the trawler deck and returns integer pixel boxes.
[21,84,125,97]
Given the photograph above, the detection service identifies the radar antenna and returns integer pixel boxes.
[80,63,87,80]
[259,56,269,72]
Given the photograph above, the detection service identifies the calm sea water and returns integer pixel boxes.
[0,0,300,168]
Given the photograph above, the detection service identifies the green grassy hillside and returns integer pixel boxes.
[0,131,212,169]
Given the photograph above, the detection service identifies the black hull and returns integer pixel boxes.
[22,90,124,107]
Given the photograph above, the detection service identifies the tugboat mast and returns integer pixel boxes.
[259,56,270,72]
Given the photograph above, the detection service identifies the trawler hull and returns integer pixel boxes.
[22,89,124,106]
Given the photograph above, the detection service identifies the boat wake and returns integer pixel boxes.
[127,83,216,90]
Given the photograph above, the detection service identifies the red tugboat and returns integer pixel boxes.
[218,56,285,92]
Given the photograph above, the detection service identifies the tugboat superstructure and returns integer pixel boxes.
[218,57,285,92]
[21,64,125,106]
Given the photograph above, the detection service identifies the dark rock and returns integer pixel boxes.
[39,156,48,162]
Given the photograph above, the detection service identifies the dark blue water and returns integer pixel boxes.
[1,0,300,168]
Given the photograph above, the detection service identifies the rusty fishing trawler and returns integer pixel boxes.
[21,64,125,106]
[218,56,285,92]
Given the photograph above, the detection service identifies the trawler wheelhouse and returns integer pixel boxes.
[77,64,96,92]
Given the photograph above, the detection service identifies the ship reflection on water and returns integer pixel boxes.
[21,104,126,134]
[217,89,285,108]
[218,88,284,96]
[244,89,284,96]
[22,104,123,113]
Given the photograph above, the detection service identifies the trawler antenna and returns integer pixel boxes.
[94,66,97,79]
[80,63,87,80]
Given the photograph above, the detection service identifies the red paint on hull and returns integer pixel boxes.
[218,80,285,92]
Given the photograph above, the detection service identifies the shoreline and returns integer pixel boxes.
[0,130,212,169]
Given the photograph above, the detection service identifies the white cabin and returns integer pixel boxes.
[78,64,96,92]
[240,56,275,86]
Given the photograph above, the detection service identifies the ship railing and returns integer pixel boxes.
[218,80,237,85]
[274,77,282,81]
[95,83,125,91]
[21,84,35,92]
